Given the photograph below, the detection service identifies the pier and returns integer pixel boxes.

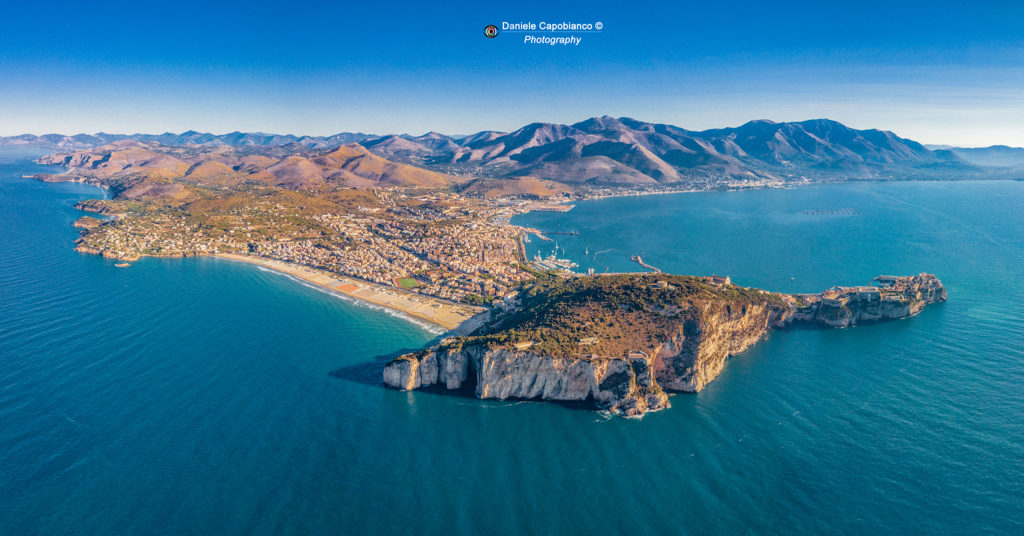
[520,227,553,242]
[630,255,661,273]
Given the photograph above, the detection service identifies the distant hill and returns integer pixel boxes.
[926,144,1024,168]
[36,141,462,198]
[369,116,985,184]
[15,116,1014,190]
[2,131,375,150]
[460,176,574,198]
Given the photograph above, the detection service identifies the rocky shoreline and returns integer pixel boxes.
[383,273,947,417]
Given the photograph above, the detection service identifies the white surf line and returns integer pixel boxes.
[220,258,446,335]
[254,266,446,334]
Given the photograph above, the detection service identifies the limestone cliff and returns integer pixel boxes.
[383,273,945,417]
[383,344,668,417]
[653,301,793,392]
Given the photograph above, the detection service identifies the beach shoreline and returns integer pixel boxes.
[214,253,488,332]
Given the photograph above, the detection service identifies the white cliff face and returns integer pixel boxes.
[382,357,420,390]
[383,345,669,416]
[654,302,779,392]
[474,348,597,401]
[382,346,472,391]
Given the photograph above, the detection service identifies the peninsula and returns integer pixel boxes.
[383,273,947,417]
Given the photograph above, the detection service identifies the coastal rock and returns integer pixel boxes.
[381,355,422,390]
[791,273,947,328]
[72,216,103,230]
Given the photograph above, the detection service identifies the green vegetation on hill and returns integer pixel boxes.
[450,274,786,358]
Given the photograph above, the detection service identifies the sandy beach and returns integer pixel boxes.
[215,253,487,332]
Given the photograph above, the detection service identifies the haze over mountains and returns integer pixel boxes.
[2,131,372,150]
[926,144,1024,169]
[16,117,1024,196]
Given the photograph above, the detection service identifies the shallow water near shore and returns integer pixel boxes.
[2,147,1023,535]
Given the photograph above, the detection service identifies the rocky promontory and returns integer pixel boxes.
[383,273,946,417]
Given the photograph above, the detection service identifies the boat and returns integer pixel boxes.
[532,250,579,271]
[114,263,131,268]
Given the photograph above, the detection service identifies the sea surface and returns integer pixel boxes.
[2,147,1022,535]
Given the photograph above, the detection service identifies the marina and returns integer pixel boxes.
[532,251,579,272]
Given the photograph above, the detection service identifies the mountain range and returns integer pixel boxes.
[2,131,372,150]
[365,116,997,184]
[35,141,462,199]
[17,117,1024,195]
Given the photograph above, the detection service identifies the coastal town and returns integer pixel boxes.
[72,187,547,309]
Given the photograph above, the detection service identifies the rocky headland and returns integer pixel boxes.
[383,273,946,417]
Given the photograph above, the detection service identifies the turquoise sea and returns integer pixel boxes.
[2,147,1022,535]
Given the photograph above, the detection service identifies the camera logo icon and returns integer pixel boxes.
[484,25,499,38]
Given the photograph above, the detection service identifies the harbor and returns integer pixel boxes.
[532,251,579,272]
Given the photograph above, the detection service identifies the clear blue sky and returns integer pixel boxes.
[2,0,1022,146]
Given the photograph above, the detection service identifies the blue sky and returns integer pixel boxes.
[2,0,1023,146]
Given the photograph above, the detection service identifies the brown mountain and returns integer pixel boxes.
[367,116,982,185]
[314,144,458,187]
[39,141,191,179]
[37,142,462,194]
[461,176,574,198]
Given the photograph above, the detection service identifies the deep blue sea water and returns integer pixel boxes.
[2,147,1022,535]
